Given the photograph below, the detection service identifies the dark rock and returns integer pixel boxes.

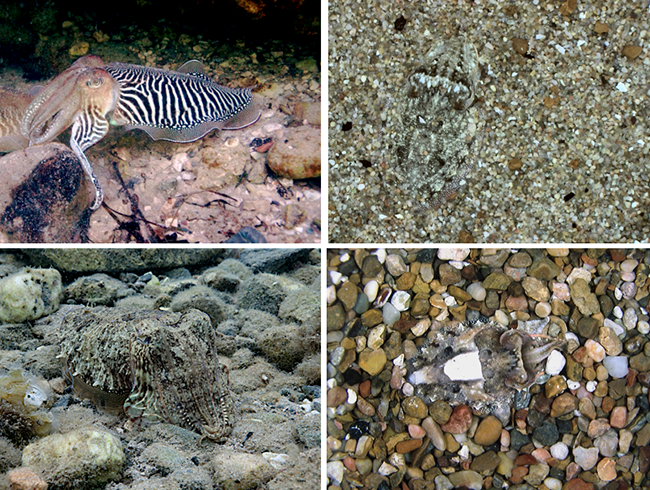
[0,143,92,242]
[510,429,531,451]
[237,249,312,274]
[532,420,559,446]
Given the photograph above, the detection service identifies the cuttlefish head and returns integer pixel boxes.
[21,55,119,146]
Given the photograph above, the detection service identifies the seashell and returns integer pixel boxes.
[374,286,392,308]
[60,307,235,442]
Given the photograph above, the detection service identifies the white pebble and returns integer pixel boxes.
[382,303,400,326]
[544,477,563,490]
[373,248,387,264]
[621,259,638,273]
[391,290,411,311]
[623,308,638,330]
[364,280,379,302]
[616,82,628,93]
[330,270,343,285]
[603,318,626,336]
[638,320,650,335]
[346,389,357,405]
[545,350,566,376]
[535,301,552,318]
[602,356,629,379]
[401,383,414,397]
[494,309,510,326]
[567,379,581,390]
[550,441,569,460]
[327,461,344,485]
[466,282,486,301]
[613,306,623,319]
[327,285,337,304]
[437,248,470,261]
[585,380,597,392]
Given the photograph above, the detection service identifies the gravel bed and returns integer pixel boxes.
[327,248,650,490]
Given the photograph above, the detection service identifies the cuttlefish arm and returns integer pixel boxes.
[21,55,120,210]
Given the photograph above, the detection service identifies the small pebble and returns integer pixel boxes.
[550,441,569,460]
[545,350,566,375]
[573,446,599,470]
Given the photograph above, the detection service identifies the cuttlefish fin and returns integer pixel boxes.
[177,60,205,75]
[218,95,262,130]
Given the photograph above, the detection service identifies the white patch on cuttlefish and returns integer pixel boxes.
[443,350,484,381]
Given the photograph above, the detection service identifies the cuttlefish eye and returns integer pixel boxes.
[86,77,103,88]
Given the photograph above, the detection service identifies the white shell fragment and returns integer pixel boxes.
[443,351,484,381]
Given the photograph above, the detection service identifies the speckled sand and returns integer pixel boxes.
[328,1,649,244]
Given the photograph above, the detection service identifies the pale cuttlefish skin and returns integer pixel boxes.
[18,55,260,210]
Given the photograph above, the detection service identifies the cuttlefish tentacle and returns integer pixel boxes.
[21,55,119,210]
[500,329,565,391]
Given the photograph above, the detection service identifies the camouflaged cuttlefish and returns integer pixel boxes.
[59,307,235,442]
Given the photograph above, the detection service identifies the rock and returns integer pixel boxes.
[466,282,486,301]
[0,143,93,242]
[6,467,47,490]
[630,353,650,371]
[525,463,549,486]
[382,303,400,326]
[385,254,408,276]
[438,263,461,286]
[528,257,561,281]
[473,415,502,446]
[545,351,566,376]
[585,339,606,362]
[26,249,226,273]
[0,268,62,323]
[572,446,598,470]
[64,273,133,307]
[358,348,387,376]
[395,438,423,453]
[403,396,428,419]
[598,326,623,356]
[522,276,550,302]
[532,421,559,446]
[337,281,358,310]
[550,393,578,417]
[470,450,500,474]
[267,126,320,179]
[258,323,307,370]
[594,430,618,457]
[482,272,512,290]
[22,428,124,488]
[440,405,472,434]
[437,248,470,261]
[596,457,616,481]
[609,406,627,429]
[421,417,446,451]
[212,450,276,490]
[602,356,629,378]
[587,418,610,438]
[430,400,452,425]
[550,441,569,460]
[447,470,483,490]
[563,478,594,490]
[569,279,600,315]
[293,101,321,126]
[577,317,600,339]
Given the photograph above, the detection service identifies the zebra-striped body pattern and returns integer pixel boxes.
[105,62,260,143]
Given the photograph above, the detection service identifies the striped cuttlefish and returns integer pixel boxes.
[0,55,261,210]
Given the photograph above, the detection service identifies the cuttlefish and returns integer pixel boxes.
[0,87,35,152]
[18,55,260,210]
[21,55,119,210]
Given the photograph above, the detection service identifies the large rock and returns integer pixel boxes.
[0,268,62,323]
[267,126,320,179]
[0,142,93,242]
[22,427,124,488]
[23,249,226,273]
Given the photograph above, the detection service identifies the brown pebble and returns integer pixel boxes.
[550,392,578,417]
[327,386,347,407]
[559,0,577,15]
[622,45,643,61]
[597,457,617,481]
[473,415,503,446]
[508,158,523,170]
[594,21,609,33]
[563,478,594,490]
[343,455,357,472]
[510,465,528,484]
[514,454,537,466]
[6,468,48,490]
[610,406,627,428]
[512,38,528,55]
[359,380,371,398]
[395,438,423,454]
[440,404,473,434]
